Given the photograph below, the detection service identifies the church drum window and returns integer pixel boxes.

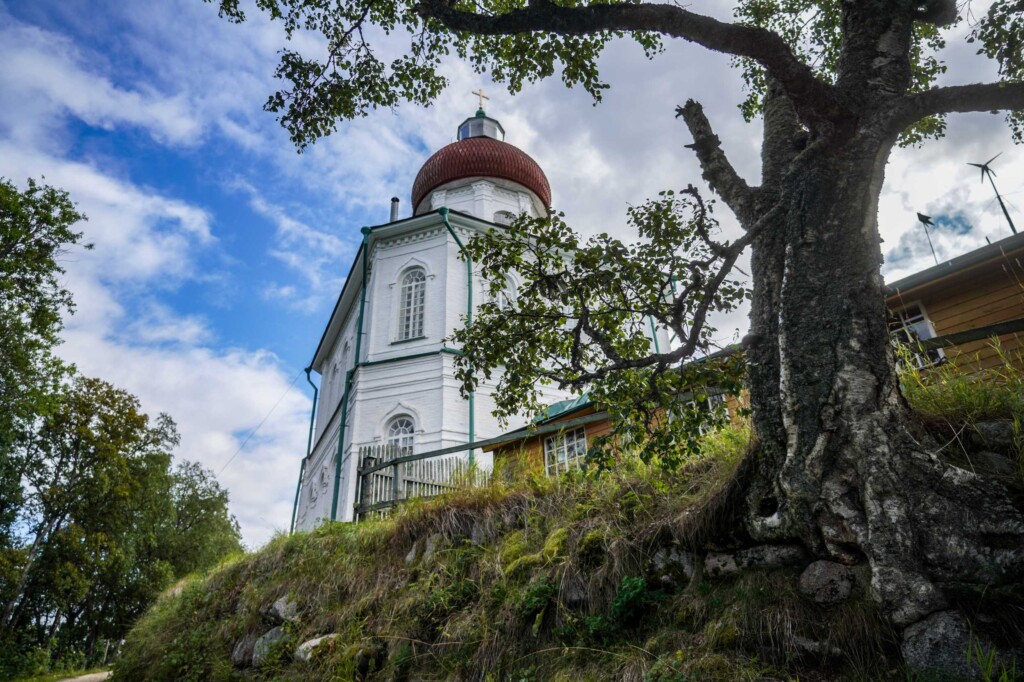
[398,268,426,340]
[386,416,416,455]
[543,427,587,476]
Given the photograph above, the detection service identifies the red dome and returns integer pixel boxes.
[412,137,551,212]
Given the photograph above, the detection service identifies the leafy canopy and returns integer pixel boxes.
[451,189,748,464]
[207,0,1020,148]
[1,376,242,676]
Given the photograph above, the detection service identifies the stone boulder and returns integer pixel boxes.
[650,546,697,587]
[252,626,287,667]
[262,595,299,624]
[902,611,977,679]
[231,632,259,668]
[294,634,338,662]
[970,450,1019,478]
[972,420,1016,451]
[704,544,807,578]
[798,560,854,604]
[421,533,443,563]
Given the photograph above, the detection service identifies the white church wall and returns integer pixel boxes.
[297,205,587,530]
[365,225,451,362]
[314,307,359,442]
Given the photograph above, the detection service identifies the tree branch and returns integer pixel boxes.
[896,81,1024,130]
[416,0,841,126]
[677,101,756,225]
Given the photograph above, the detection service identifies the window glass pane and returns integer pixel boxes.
[889,303,944,368]
[399,269,426,340]
[542,427,587,476]
[387,416,415,453]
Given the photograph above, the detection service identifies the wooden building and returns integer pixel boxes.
[886,231,1024,371]
[483,396,612,480]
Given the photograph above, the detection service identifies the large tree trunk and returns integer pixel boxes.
[742,126,1024,632]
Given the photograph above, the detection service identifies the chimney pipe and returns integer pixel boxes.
[390,197,400,222]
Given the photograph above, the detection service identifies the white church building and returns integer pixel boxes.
[292,107,669,529]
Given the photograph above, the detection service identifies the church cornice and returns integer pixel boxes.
[375,226,445,251]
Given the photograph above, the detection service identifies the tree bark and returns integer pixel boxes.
[741,120,1024,629]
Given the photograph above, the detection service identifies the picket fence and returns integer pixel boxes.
[354,443,487,520]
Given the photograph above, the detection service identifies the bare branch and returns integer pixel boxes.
[895,81,1024,130]
[677,101,757,225]
[416,0,842,126]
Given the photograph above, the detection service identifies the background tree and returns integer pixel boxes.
[0,179,243,675]
[0,377,243,675]
[0,178,86,454]
[210,0,1024,664]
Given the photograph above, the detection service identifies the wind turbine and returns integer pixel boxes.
[916,213,939,265]
[967,153,1018,235]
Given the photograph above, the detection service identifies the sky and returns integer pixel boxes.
[1,0,1021,547]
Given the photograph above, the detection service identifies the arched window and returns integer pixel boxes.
[490,277,516,311]
[386,416,416,454]
[398,268,426,340]
[494,210,515,226]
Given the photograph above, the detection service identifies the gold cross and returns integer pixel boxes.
[472,88,490,109]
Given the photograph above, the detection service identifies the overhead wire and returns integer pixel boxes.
[217,366,305,476]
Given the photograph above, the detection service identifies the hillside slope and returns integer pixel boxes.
[114,425,940,681]
[115,344,1024,682]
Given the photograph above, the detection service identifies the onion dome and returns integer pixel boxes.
[411,109,551,213]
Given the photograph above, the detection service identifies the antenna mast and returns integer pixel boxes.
[916,213,940,265]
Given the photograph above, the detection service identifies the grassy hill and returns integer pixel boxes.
[112,352,1023,681]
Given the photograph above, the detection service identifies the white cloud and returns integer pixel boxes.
[0,13,202,147]
[59,328,309,548]
[0,142,212,284]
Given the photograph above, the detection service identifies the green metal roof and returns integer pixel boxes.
[535,393,593,424]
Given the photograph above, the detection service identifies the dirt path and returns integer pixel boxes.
[57,672,111,682]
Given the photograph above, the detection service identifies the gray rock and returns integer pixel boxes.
[973,420,1017,450]
[470,522,489,546]
[704,544,806,577]
[970,450,1019,478]
[252,626,287,667]
[793,635,843,659]
[798,560,854,604]
[901,610,978,679]
[421,533,443,563]
[263,595,299,624]
[704,552,739,577]
[561,577,587,608]
[231,632,259,668]
[651,546,697,587]
[404,541,420,566]
[294,634,338,662]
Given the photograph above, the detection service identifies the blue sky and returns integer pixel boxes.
[2,0,1021,546]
